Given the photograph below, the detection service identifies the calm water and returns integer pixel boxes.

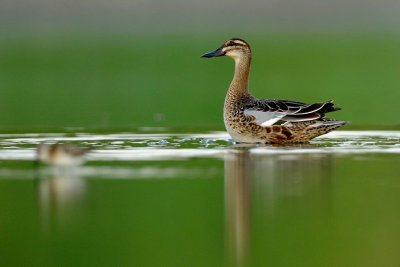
[0,130,399,267]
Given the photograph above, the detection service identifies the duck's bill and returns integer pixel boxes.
[201,47,225,58]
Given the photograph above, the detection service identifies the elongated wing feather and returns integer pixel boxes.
[244,98,341,126]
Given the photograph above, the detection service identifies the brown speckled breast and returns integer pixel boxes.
[224,94,268,143]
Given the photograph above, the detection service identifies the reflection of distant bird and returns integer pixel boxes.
[37,143,90,166]
[36,167,87,232]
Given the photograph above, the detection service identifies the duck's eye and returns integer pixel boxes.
[227,41,236,47]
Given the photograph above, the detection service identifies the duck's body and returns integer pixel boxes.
[37,143,90,166]
[202,38,346,144]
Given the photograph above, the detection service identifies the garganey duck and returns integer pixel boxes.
[202,38,347,144]
[37,143,90,166]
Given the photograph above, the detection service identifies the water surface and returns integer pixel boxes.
[0,130,399,267]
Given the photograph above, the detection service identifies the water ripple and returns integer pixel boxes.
[0,131,398,162]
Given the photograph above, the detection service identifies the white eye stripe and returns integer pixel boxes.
[232,40,247,46]
[224,40,249,48]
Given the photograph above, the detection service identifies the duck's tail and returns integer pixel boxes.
[284,119,348,142]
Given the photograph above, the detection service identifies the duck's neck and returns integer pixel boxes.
[228,53,252,97]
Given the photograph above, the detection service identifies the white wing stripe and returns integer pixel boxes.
[244,109,286,127]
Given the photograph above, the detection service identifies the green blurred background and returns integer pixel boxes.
[1,0,400,132]
[1,2,400,266]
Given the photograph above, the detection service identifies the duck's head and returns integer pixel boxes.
[201,38,251,61]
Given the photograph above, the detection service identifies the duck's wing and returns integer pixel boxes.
[244,99,340,126]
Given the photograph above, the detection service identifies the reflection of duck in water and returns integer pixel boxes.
[35,143,89,231]
[36,171,87,232]
[224,148,251,267]
[224,148,333,267]
[37,143,90,166]
[253,153,333,199]
[202,38,346,144]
